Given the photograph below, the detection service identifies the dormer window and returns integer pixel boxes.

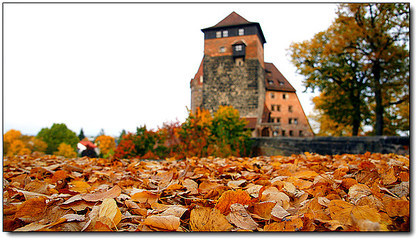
[232,43,246,58]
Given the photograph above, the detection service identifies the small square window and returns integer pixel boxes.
[223,30,228,37]
[220,46,226,53]
[282,130,286,136]
[271,105,275,111]
[289,130,294,136]
[216,31,222,38]
[288,106,293,112]
[277,117,281,123]
[289,118,292,124]
[294,118,298,125]
[270,93,275,99]
[235,45,242,51]
[299,130,303,137]
[273,131,278,137]
[238,28,244,36]
[283,93,287,99]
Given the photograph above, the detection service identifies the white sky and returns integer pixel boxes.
[3,2,341,137]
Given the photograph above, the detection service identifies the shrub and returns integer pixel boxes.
[36,123,79,154]
[54,143,77,158]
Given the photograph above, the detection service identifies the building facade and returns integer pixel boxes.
[190,12,313,137]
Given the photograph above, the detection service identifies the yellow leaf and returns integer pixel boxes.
[69,180,91,194]
[328,200,381,227]
[97,198,122,230]
[190,207,233,231]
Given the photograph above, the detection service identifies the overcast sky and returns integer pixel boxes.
[3,2,341,137]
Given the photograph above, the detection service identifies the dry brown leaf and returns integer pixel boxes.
[270,202,290,220]
[189,207,233,231]
[14,196,47,222]
[226,203,258,230]
[251,201,276,220]
[142,215,180,231]
[131,190,159,204]
[82,185,121,202]
[264,217,303,231]
[260,186,290,209]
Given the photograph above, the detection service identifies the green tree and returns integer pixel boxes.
[78,128,86,141]
[210,105,251,157]
[289,3,409,136]
[37,123,79,154]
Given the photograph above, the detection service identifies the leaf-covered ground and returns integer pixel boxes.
[3,152,409,232]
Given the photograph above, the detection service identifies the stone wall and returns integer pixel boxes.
[251,136,410,156]
[201,55,265,118]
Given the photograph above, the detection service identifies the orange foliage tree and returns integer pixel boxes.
[54,143,77,158]
[95,135,116,158]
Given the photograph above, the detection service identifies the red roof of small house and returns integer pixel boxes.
[264,62,296,92]
[243,117,257,129]
[79,140,97,149]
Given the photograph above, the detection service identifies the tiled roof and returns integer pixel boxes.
[264,62,296,92]
[212,12,252,28]
[261,104,271,123]
[243,117,257,129]
[190,58,204,86]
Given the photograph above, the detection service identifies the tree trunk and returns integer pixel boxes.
[350,90,361,136]
[373,62,384,135]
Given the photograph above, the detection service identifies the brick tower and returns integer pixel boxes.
[191,12,313,137]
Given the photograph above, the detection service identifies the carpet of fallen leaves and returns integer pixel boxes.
[3,152,409,232]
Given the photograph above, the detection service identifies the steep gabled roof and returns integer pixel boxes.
[212,11,251,28]
[264,62,296,92]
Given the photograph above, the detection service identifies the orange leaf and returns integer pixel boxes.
[131,190,159,204]
[69,180,91,193]
[14,196,47,222]
[142,215,180,231]
[384,199,409,217]
[215,189,252,215]
[264,217,303,231]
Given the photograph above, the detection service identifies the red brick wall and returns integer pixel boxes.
[264,91,314,137]
[204,35,264,68]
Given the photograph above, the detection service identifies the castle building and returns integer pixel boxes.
[190,12,314,137]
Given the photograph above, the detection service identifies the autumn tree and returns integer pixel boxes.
[210,106,251,157]
[54,142,77,158]
[290,3,409,136]
[37,123,79,154]
[95,135,116,158]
